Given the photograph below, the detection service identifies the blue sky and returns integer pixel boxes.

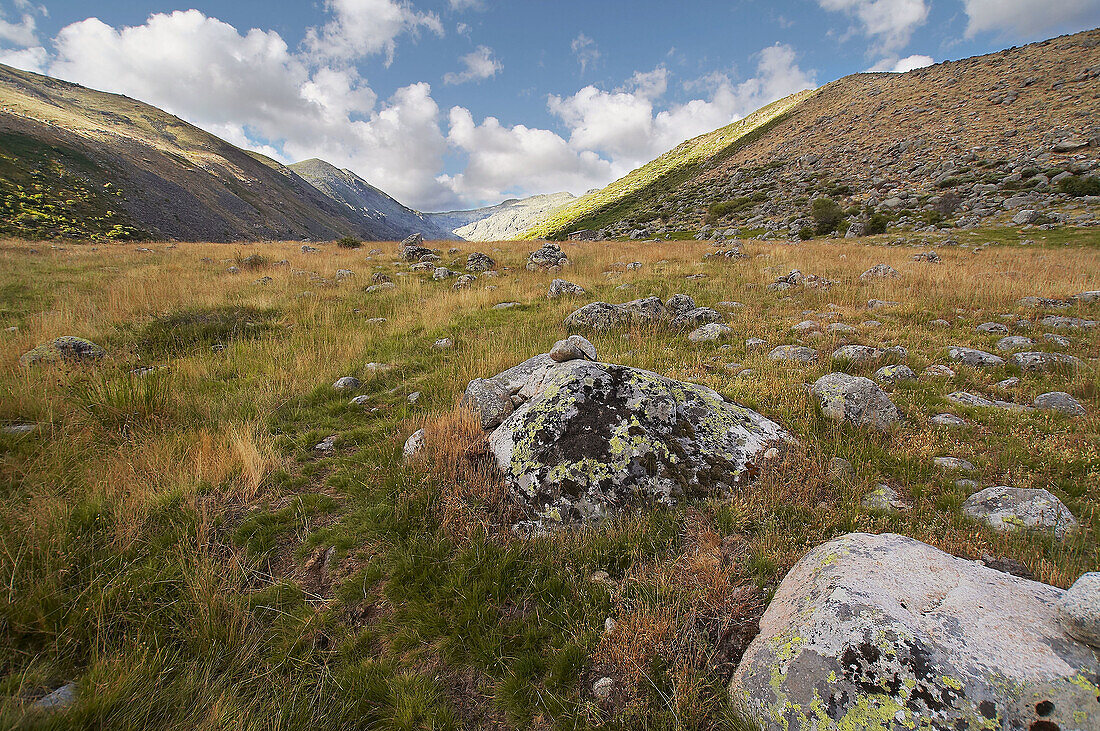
[1,0,1098,210]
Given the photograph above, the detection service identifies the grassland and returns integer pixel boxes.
[519,91,816,241]
[1,228,1099,729]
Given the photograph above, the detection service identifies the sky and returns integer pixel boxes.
[0,1,1098,211]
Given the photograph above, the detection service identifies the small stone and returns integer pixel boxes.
[407,392,420,404]
[994,377,1019,390]
[860,264,900,280]
[548,278,586,298]
[922,364,956,378]
[32,682,77,711]
[1,423,36,435]
[931,413,968,427]
[433,338,454,350]
[947,347,1005,368]
[934,456,974,471]
[995,336,1033,352]
[873,364,916,385]
[862,483,909,511]
[1010,351,1082,372]
[332,376,361,391]
[689,323,733,343]
[769,345,817,363]
[314,435,337,452]
[349,395,371,406]
[549,335,598,362]
[592,677,614,700]
[745,337,767,350]
[812,372,901,431]
[403,429,425,460]
[827,457,854,480]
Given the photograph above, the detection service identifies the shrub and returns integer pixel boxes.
[798,226,814,241]
[706,197,754,223]
[865,213,889,235]
[1057,176,1100,197]
[810,197,844,235]
[336,236,362,249]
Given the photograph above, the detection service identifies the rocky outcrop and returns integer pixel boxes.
[731,532,1100,731]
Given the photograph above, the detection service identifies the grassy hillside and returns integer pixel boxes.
[520,90,816,240]
[0,64,393,242]
[1,227,1098,727]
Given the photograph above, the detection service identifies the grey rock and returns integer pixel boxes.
[745,338,767,351]
[812,372,901,431]
[1,423,36,435]
[859,263,900,280]
[452,274,476,290]
[32,682,77,711]
[665,294,697,316]
[527,243,569,270]
[1058,573,1100,648]
[1033,391,1085,416]
[975,321,1009,334]
[827,457,853,480]
[963,486,1077,538]
[769,345,817,363]
[688,323,733,343]
[432,267,458,281]
[867,299,900,310]
[670,307,722,330]
[731,532,1100,731]
[1010,351,1081,372]
[1044,333,1071,347]
[314,435,337,453]
[1012,209,1042,225]
[922,364,956,378]
[1040,315,1097,329]
[433,337,454,350]
[994,377,1020,390]
[791,320,819,333]
[947,347,1004,367]
[995,335,1033,352]
[332,376,361,391]
[547,278,586,298]
[931,413,968,427]
[934,456,974,471]
[592,676,614,700]
[462,378,515,430]
[549,335,597,362]
[873,364,916,385]
[20,336,106,367]
[403,429,425,460]
[466,252,495,272]
[862,483,909,511]
[487,360,790,525]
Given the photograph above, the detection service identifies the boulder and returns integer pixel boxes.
[963,486,1077,538]
[947,347,1005,368]
[1058,573,1100,648]
[859,263,900,280]
[995,335,1033,352]
[487,360,789,524]
[526,243,569,270]
[769,345,818,363]
[332,376,361,391]
[862,483,909,511]
[665,294,697,315]
[547,279,586,298]
[670,307,722,330]
[811,372,901,431]
[549,335,597,362]
[731,532,1100,731]
[1040,315,1097,330]
[873,364,916,385]
[688,323,733,343]
[563,297,668,330]
[20,336,106,367]
[466,252,495,272]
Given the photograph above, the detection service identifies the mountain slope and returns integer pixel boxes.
[532,29,1100,240]
[519,90,816,239]
[426,192,575,241]
[288,159,458,241]
[0,63,407,242]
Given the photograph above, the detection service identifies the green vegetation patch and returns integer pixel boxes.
[0,132,150,241]
[136,305,279,355]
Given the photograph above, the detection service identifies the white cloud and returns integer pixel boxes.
[962,0,1100,38]
[0,3,41,48]
[443,45,501,84]
[548,44,814,171]
[818,0,929,51]
[47,10,458,210]
[444,106,613,202]
[571,33,600,74]
[449,0,486,10]
[0,44,45,72]
[867,53,934,72]
[303,0,443,66]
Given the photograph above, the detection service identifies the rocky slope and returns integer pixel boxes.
[529,29,1100,240]
[288,159,458,241]
[426,192,575,241]
[0,64,421,242]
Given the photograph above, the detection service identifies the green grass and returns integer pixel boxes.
[1,233,1098,728]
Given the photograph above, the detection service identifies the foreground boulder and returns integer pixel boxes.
[20,336,106,367]
[731,532,1100,731]
[812,373,901,431]
[563,297,669,330]
[479,358,788,525]
[526,243,569,270]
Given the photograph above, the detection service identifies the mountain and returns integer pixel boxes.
[288,159,459,241]
[0,63,419,242]
[426,192,575,241]
[524,28,1100,240]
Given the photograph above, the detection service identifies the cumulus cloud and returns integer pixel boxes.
[818,0,929,51]
[47,10,458,210]
[449,0,486,10]
[443,45,501,84]
[571,33,600,74]
[962,0,1100,39]
[867,54,934,72]
[0,0,45,49]
[0,45,45,72]
[303,0,443,66]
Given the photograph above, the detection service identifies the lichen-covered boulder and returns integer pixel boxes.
[461,378,515,430]
[688,323,732,343]
[769,345,818,363]
[1059,573,1100,648]
[526,243,569,270]
[20,336,106,367]
[872,364,916,385]
[547,278,586,298]
[563,297,667,330]
[1033,391,1086,416]
[665,294,696,316]
[812,373,901,431]
[731,532,1100,731]
[963,485,1077,538]
[466,252,495,272]
[670,307,722,330]
[488,360,789,524]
